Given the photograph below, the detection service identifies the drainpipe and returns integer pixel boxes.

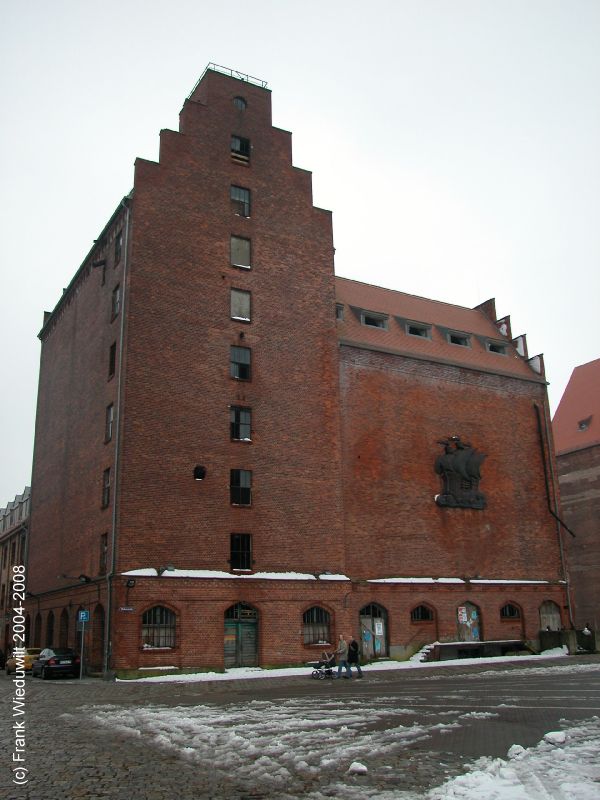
[533,402,575,629]
[103,196,132,677]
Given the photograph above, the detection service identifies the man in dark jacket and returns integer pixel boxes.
[348,636,363,678]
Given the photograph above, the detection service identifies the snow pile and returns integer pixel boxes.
[426,717,600,800]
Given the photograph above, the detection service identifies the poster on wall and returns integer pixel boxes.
[457,606,467,624]
[375,621,384,636]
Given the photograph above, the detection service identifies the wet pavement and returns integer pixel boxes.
[1,655,599,799]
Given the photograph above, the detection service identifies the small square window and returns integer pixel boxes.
[105,404,114,443]
[230,346,251,380]
[231,289,251,322]
[108,343,116,379]
[487,341,507,355]
[230,469,252,506]
[448,332,470,347]
[231,185,250,217]
[361,312,388,329]
[101,468,111,508]
[407,322,431,339]
[230,533,252,570]
[230,236,251,268]
[230,406,252,441]
[111,285,121,320]
[231,135,250,163]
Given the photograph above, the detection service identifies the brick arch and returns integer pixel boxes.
[33,613,42,647]
[410,602,437,622]
[45,610,55,647]
[59,608,70,647]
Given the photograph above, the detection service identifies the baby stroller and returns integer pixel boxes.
[310,651,336,680]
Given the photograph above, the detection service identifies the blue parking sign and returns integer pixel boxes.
[78,610,90,622]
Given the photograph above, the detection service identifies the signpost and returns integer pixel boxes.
[78,609,89,679]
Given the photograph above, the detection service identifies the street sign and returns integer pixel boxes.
[78,610,90,622]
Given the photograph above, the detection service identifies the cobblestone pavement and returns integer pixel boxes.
[1,655,599,800]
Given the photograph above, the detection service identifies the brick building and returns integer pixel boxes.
[1,487,30,657]
[26,65,570,675]
[553,359,600,630]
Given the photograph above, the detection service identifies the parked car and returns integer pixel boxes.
[5,648,43,674]
[31,648,80,679]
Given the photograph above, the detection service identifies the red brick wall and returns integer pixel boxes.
[558,444,600,629]
[116,69,345,577]
[339,345,566,582]
[28,213,127,594]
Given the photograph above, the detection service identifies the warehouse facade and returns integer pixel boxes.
[26,65,570,675]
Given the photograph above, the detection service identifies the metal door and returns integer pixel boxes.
[224,603,258,667]
[457,602,481,641]
[359,603,388,659]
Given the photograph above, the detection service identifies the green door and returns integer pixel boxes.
[224,603,258,667]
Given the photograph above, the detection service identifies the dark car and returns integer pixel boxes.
[32,648,80,679]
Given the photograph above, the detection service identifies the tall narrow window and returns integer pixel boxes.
[111,285,121,320]
[233,96,247,110]
[230,469,252,506]
[230,289,251,321]
[114,230,123,265]
[101,468,111,508]
[230,346,251,380]
[230,533,252,570]
[99,533,108,575]
[105,404,114,443]
[230,236,251,268]
[230,406,252,441]
[231,185,250,217]
[108,343,116,379]
[231,135,250,163]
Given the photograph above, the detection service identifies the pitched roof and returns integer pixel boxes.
[552,358,600,455]
[334,277,544,382]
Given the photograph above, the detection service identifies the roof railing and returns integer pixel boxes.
[188,63,268,98]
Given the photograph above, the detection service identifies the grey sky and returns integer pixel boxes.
[1,0,598,503]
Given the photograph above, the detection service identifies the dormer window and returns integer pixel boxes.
[578,416,592,431]
[406,322,431,339]
[361,311,388,330]
[336,304,344,321]
[486,341,507,355]
[447,332,470,347]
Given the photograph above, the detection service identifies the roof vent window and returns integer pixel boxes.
[578,416,592,431]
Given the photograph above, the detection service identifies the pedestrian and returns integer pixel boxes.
[335,634,352,679]
[348,635,363,678]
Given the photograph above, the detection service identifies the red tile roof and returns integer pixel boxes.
[552,358,600,454]
[335,277,545,383]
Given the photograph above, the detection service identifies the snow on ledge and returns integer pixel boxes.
[121,569,555,585]
[121,568,350,581]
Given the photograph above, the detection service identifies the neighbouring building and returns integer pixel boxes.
[553,358,600,631]
[26,65,571,676]
[1,487,30,656]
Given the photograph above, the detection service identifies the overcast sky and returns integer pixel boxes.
[1,0,598,504]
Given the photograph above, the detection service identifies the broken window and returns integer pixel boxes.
[500,603,521,619]
[105,404,114,443]
[448,332,470,347]
[407,322,431,338]
[231,135,250,163]
[108,342,116,379]
[142,606,176,648]
[361,311,388,329]
[111,285,121,320]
